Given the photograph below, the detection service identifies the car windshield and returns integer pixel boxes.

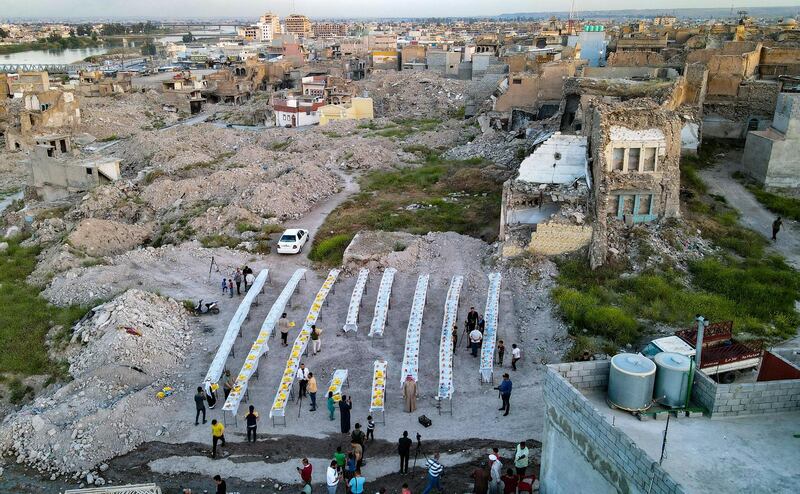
[280,235,297,242]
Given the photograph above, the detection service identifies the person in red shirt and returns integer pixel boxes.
[297,458,313,486]
[501,468,518,494]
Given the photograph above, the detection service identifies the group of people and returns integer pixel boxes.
[299,420,378,494]
[471,442,534,494]
[456,307,523,371]
[221,265,256,298]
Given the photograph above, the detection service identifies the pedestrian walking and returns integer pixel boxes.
[245,405,259,442]
[245,271,255,292]
[495,373,512,416]
[279,313,291,347]
[511,344,521,371]
[194,386,206,425]
[514,441,529,476]
[234,269,242,295]
[501,469,518,494]
[228,279,234,298]
[211,419,225,458]
[297,363,310,398]
[311,324,322,355]
[327,391,337,420]
[348,470,365,494]
[471,464,490,494]
[466,307,479,331]
[497,340,505,367]
[308,372,318,411]
[488,454,502,494]
[339,395,352,433]
[421,453,444,494]
[214,475,227,494]
[469,328,483,357]
[297,458,313,489]
[326,460,340,494]
[221,278,228,294]
[366,415,375,441]
[402,375,417,412]
[398,431,412,474]
[222,370,234,400]
[772,216,783,241]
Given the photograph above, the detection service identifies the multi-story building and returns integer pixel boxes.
[285,14,311,36]
[257,13,281,42]
[273,96,325,127]
[313,22,348,38]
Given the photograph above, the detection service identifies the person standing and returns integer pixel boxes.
[350,439,363,471]
[495,373,512,416]
[366,415,375,441]
[211,419,225,458]
[501,469,518,494]
[772,216,783,241]
[297,458,313,489]
[297,363,310,398]
[279,313,291,347]
[471,464,490,494]
[311,325,322,355]
[221,278,228,295]
[488,455,502,494]
[339,394,352,433]
[401,484,412,494]
[227,279,234,298]
[326,460,340,494]
[204,381,217,409]
[351,423,366,466]
[222,370,234,400]
[214,475,227,494]
[233,269,242,295]
[477,314,486,334]
[308,372,318,411]
[421,453,444,494]
[466,307,479,331]
[327,391,336,421]
[348,470,365,494]
[245,405,259,443]
[398,431,412,474]
[511,344,521,371]
[452,325,458,353]
[514,441,529,476]
[497,340,505,367]
[402,375,417,412]
[245,271,255,292]
[333,446,347,470]
[469,328,483,357]
[194,386,206,425]
[344,452,357,483]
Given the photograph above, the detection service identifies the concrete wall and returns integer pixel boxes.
[690,370,800,418]
[541,363,684,494]
[741,93,800,188]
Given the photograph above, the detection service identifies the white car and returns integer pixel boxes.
[277,228,309,254]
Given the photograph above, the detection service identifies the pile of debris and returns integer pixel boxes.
[0,290,193,482]
[444,130,528,168]
[79,90,180,139]
[357,71,467,118]
[606,220,714,272]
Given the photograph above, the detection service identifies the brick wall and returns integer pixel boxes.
[691,368,800,418]
[542,362,684,494]
[527,222,593,256]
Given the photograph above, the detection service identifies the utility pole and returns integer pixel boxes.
[694,315,709,367]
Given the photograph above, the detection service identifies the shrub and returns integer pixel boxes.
[200,235,240,249]
[308,234,353,266]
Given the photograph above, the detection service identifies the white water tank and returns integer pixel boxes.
[654,352,692,408]
[608,353,656,411]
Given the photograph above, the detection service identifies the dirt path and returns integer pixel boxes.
[699,154,800,269]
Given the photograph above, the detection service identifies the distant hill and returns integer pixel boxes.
[498,6,799,21]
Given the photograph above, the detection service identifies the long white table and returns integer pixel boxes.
[369,359,388,424]
[400,274,429,385]
[437,275,463,404]
[343,268,369,333]
[368,268,397,337]
[480,273,502,383]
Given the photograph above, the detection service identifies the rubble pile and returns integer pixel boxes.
[79,90,180,139]
[0,290,193,479]
[444,130,528,168]
[606,221,714,272]
[357,71,467,118]
[67,218,155,257]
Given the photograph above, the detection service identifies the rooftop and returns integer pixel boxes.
[583,390,800,493]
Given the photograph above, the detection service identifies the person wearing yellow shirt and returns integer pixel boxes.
[308,372,318,411]
[211,419,225,458]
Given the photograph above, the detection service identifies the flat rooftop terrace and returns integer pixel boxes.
[583,390,800,493]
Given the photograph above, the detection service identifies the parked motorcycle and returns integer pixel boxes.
[194,299,220,315]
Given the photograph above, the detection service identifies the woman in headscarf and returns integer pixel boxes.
[203,380,217,409]
[339,394,352,433]
[402,375,417,413]
[327,391,336,421]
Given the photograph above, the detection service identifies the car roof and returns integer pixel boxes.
[282,229,303,235]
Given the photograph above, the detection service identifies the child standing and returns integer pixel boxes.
[366,415,375,441]
[221,278,228,294]
[497,340,506,367]
[228,279,234,298]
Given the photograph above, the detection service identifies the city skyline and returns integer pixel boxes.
[0,0,797,20]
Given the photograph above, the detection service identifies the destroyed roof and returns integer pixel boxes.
[517,132,589,185]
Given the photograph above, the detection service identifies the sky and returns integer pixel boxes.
[0,0,796,20]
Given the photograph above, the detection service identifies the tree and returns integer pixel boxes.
[0,27,8,39]
[182,32,194,43]
[141,40,157,56]
[69,28,76,37]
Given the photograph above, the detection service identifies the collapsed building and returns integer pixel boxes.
[160,72,207,114]
[76,71,133,98]
[3,86,82,151]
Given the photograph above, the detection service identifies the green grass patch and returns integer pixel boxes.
[143,169,167,185]
[270,141,291,151]
[362,118,442,140]
[98,134,119,142]
[308,150,503,267]
[200,235,240,249]
[236,222,259,233]
[0,238,92,377]
[744,185,800,221]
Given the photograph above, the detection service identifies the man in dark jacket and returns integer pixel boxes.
[194,386,206,425]
[495,374,512,416]
[398,430,413,474]
[466,307,479,331]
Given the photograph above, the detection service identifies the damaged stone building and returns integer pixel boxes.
[161,72,207,114]
[4,87,82,151]
[586,100,682,268]
[76,71,133,98]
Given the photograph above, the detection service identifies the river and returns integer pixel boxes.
[0,46,109,65]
